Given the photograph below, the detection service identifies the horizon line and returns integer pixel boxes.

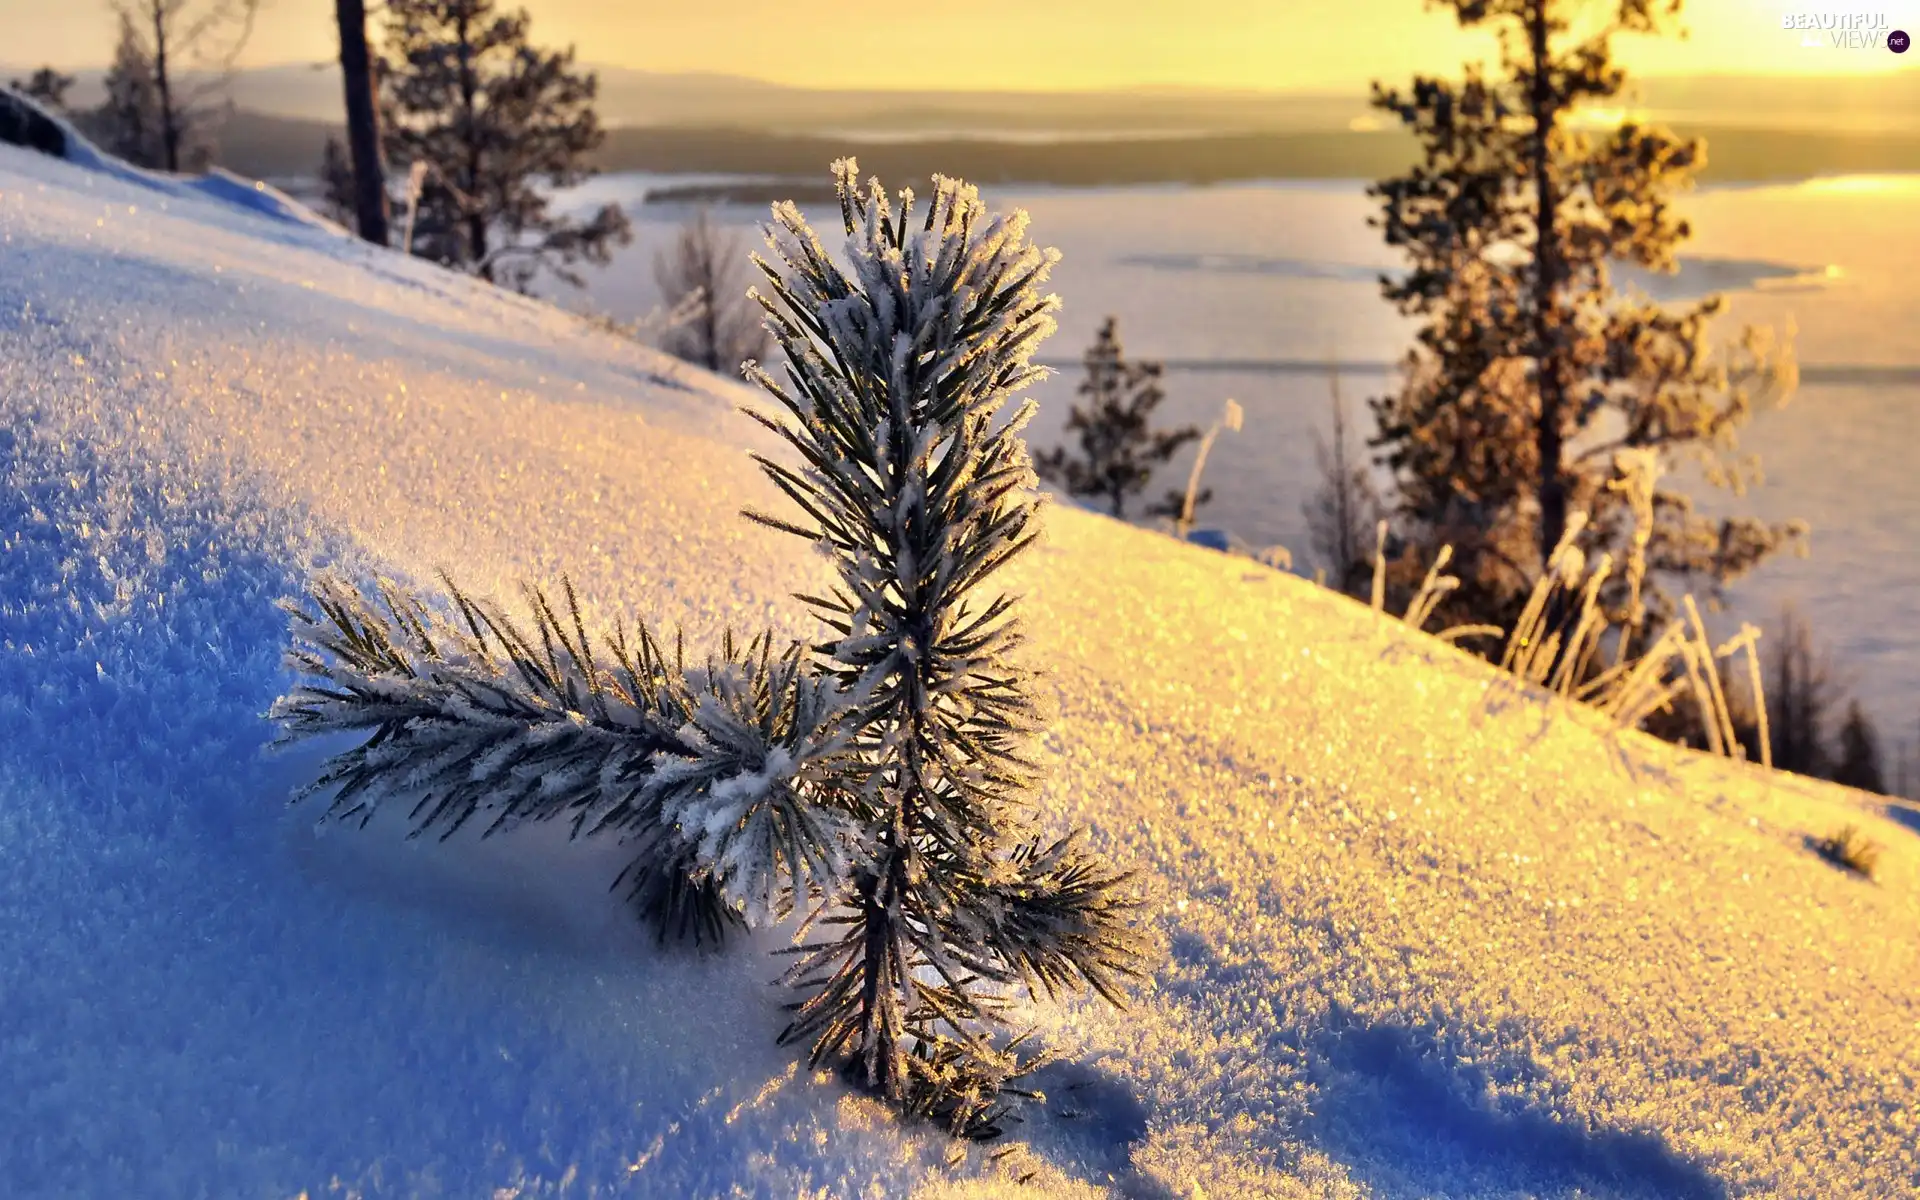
[11,60,1915,100]
[1031,359,1920,387]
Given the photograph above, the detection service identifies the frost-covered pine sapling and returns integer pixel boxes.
[742,160,1150,1137]
[269,573,860,944]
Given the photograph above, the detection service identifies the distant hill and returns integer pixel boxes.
[593,124,1920,188]
[15,63,1373,135]
[197,107,1920,193]
[14,63,1920,136]
[186,109,335,180]
[25,59,1917,187]
[1629,72,1920,132]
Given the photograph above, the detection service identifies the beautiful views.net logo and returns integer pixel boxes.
[1780,10,1910,50]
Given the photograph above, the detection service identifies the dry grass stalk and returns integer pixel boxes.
[1365,499,1771,768]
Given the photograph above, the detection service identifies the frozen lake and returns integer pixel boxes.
[551,173,1920,755]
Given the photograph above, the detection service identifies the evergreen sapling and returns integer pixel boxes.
[268,161,1149,1139]
[744,160,1148,1135]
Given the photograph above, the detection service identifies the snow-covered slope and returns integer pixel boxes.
[2,83,342,235]
[2,142,1916,1199]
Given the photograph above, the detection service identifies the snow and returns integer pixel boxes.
[5,86,345,236]
[2,140,1918,1198]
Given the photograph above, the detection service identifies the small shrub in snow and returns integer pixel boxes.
[270,161,1148,1139]
[1812,825,1881,880]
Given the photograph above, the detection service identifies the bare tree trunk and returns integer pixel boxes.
[1330,371,1356,574]
[335,0,389,245]
[454,9,489,277]
[1527,0,1567,568]
[854,857,902,1098]
[699,231,721,371]
[151,1,179,172]
[853,717,926,1102]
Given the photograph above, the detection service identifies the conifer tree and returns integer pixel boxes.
[1832,701,1886,796]
[1765,604,1838,779]
[745,161,1147,1134]
[1035,316,1202,520]
[96,15,166,169]
[1304,362,1384,596]
[1892,724,1920,802]
[269,163,1147,1137]
[9,67,76,112]
[379,0,631,291]
[1367,0,1803,637]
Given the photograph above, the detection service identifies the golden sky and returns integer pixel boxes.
[6,0,1916,88]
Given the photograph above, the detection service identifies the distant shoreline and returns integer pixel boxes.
[592,125,1920,194]
[1026,359,1920,388]
[630,171,1919,209]
[217,109,1920,191]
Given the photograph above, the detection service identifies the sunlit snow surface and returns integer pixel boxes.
[2,143,1918,1198]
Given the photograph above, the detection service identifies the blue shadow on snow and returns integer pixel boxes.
[1304,1009,1730,1199]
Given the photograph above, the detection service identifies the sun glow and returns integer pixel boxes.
[11,0,1920,90]
[1567,107,1653,130]
[1797,175,1920,195]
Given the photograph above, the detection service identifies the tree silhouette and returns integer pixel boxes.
[380,0,631,291]
[1305,361,1384,596]
[653,208,771,374]
[334,0,390,244]
[1831,702,1886,796]
[109,0,260,173]
[9,67,76,112]
[1034,316,1200,520]
[1367,0,1805,638]
[317,136,359,228]
[95,15,167,169]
